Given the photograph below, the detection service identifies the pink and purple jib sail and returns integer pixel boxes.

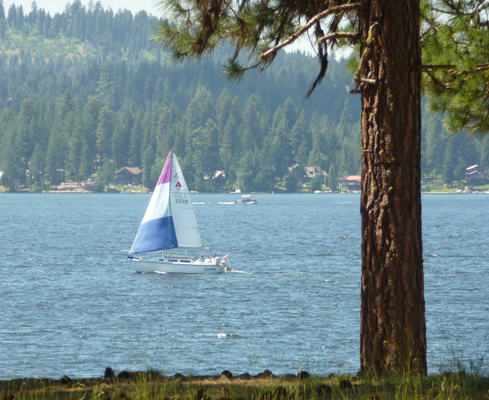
[129,152,202,255]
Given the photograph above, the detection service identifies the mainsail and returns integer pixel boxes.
[129,152,202,254]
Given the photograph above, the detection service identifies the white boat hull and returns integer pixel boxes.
[128,258,227,274]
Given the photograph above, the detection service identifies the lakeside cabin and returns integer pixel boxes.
[115,167,143,186]
[465,165,488,186]
[288,165,327,187]
[338,175,361,191]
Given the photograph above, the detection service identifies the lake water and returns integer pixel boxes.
[0,193,488,379]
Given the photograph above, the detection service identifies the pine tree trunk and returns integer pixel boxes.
[359,0,427,374]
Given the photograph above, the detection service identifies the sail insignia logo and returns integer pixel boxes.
[175,181,182,191]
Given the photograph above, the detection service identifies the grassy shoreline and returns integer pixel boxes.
[2,369,488,400]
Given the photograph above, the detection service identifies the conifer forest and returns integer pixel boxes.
[0,0,487,192]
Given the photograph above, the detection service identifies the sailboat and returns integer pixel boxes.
[127,152,229,274]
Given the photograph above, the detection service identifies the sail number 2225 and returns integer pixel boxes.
[174,193,188,204]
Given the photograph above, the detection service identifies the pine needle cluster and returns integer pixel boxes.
[422,0,489,134]
[152,0,363,97]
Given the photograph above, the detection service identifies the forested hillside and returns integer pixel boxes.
[0,0,487,192]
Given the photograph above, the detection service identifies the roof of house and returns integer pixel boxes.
[340,175,361,182]
[117,167,143,175]
[302,166,324,176]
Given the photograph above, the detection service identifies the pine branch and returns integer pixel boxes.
[260,2,364,59]
[448,63,489,77]
[318,32,360,43]
[422,62,489,76]
[468,110,489,133]
[432,7,465,16]
[421,64,456,71]
[223,59,261,81]
[434,0,489,17]
[425,71,447,91]
[421,13,441,34]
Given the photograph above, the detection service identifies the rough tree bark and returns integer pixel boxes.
[359,0,427,374]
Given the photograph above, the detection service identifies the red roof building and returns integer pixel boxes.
[338,175,361,191]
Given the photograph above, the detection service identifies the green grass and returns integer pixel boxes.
[115,185,149,193]
[1,371,488,400]
[426,183,489,193]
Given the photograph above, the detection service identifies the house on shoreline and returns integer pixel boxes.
[465,165,487,186]
[115,167,143,186]
[288,165,327,187]
[338,175,361,191]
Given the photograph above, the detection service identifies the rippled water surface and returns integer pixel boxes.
[1,193,488,379]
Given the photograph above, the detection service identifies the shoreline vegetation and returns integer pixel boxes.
[1,369,488,400]
[1,182,489,194]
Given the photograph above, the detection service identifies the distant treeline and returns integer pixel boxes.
[0,1,488,192]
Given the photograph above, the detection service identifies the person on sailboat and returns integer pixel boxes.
[211,254,217,264]
[205,256,212,263]
[198,255,204,262]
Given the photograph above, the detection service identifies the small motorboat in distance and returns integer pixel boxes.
[237,195,257,204]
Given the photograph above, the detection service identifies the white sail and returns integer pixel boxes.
[169,153,202,248]
[129,152,201,253]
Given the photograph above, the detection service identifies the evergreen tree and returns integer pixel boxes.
[29,143,44,187]
[0,127,21,190]
[191,119,219,190]
[80,142,93,181]
[142,146,156,189]
[481,136,489,168]
[95,158,115,192]
[7,4,16,27]
[15,5,25,29]
[27,1,38,26]
[140,111,154,164]
[156,102,183,157]
[96,60,119,109]
[0,19,5,39]
[184,86,216,182]
[290,110,312,167]
[83,96,101,159]
[241,94,264,153]
[424,115,447,178]
[229,96,243,130]
[129,107,145,167]
[154,0,427,374]
[309,118,332,173]
[112,110,133,168]
[216,88,232,137]
[45,129,67,185]
[285,168,299,192]
[15,99,37,184]
[96,106,115,160]
[238,149,258,192]
[310,173,323,192]
[442,141,455,185]
[67,127,85,185]
[328,161,337,191]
